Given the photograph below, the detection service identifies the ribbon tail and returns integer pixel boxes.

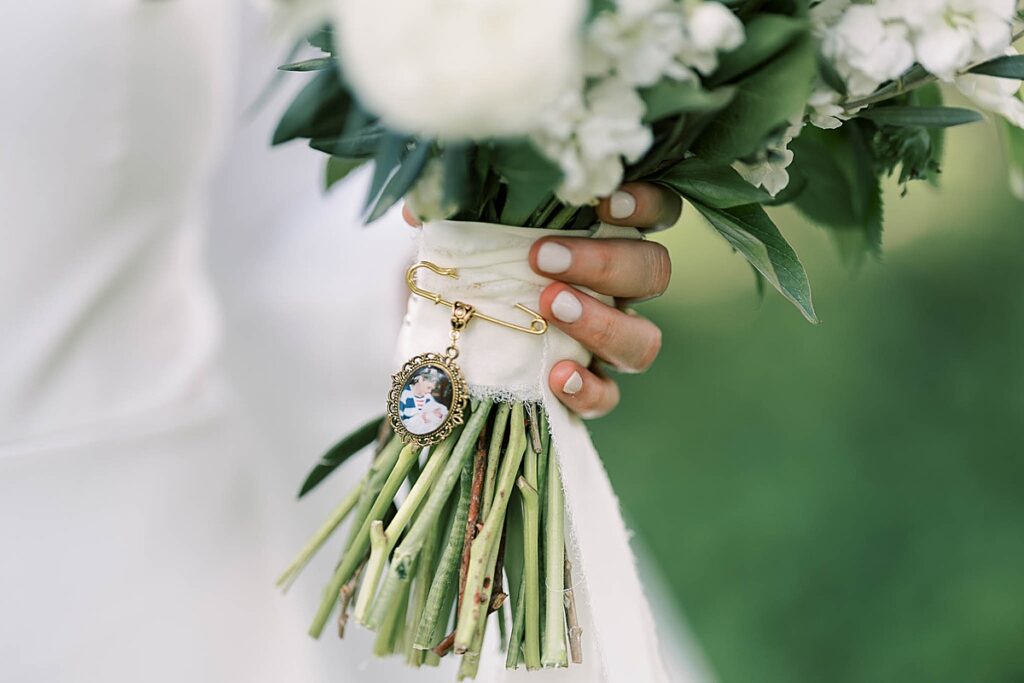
[542,390,671,683]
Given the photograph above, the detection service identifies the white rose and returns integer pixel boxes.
[332,0,585,139]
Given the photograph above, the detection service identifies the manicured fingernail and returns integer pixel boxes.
[536,241,572,273]
[609,190,637,219]
[551,290,583,323]
[562,371,583,395]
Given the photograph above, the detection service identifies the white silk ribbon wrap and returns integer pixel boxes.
[396,220,670,683]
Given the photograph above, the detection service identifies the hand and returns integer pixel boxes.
[531,183,680,418]
[401,182,681,420]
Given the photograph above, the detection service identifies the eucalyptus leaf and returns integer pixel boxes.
[654,158,771,208]
[298,415,384,498]
[278,57,333,72]
[693,202,818,323]
[707,14,808,86]
[309,124,383,157]
[693,34,816,163]
[968,54,1024,79]
[364,132,410,211]
[641,81,736,122]
[366,139,431,222]
[857,105,983,128]
[324,156,366,191]
[272,67,349,145]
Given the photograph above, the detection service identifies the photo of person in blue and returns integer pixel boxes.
[399,365,453,436]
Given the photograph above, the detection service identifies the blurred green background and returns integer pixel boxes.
[592,113,1024,683]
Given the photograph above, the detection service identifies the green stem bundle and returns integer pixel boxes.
[282,399,582,680]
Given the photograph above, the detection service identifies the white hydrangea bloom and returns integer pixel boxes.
[678,0,746,75]
[332,0,585,139]
[821,4,915,96]
[733,118,804,197]
[818,0,1017,97]
[532,78,653,205]
[955,71,1024,128]
[585,0,743,87]
[807,87,849,129]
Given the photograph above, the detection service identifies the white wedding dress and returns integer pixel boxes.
[0,3,708,682]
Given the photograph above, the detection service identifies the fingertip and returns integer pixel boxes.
[402,204,423,227]
[596,182,682,230]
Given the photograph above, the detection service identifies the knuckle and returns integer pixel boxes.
[588,311,619,352]
[645,244,672,296]
[590,243,617,284]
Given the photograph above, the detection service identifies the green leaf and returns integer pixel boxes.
[968,54,1024,79]
[278,56,333,72]
[1001,118,1024,199]
[309,124,383,157]
[492,142,563,225]
[653,158,771,208]
[707,14,808,86]
[441,142,478,215]
[298,415,384,498]
[364,132,410,211]
[857,106,983,128]
[272,67,349,145]
[324,156,366,191]
[306,27,334,54]
[693,34,816,163]
[641,81,736,122]
[817,51,847,96]
[789,122,883,255]
[366,139,432,222]
[693,202,817,322]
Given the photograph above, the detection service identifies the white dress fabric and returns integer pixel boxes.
[0,3,709,683]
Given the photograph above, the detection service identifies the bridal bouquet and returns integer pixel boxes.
[271,1,1024,680]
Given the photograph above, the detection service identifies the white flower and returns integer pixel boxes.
[585,1,744,86]
[955,71,1024,127]
[332,0,585,139]
[821,4,915,96]
[818,0,1017,97]
[807,87,849,129]
[585,9,690,86]
[732,118,803,197]
[678,1,745,75]
[406,159,457,222]
[532,78,653,205]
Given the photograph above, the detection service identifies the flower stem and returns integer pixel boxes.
[357,431,460,627]
[361,402,493,636]
[308,436,407,637]
[275,480,363,591]
[564,554,583,664]
[413,459,472,649]
[506,570,527,669]
[348,442,421,625]
[406,516,440,667]
[517,473,541,670]
[453,404,527,653]
[542,450,568,668]
[482,402,511,518]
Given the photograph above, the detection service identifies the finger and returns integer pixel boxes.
[530,237,671,300]
[549,360,620,419]
[539,284,662,373]
[402,204,422,227]
[595,182,682,230]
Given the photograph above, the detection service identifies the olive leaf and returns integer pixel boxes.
[856,106,983,128]
[272,67,350,145]
[968,54,1024,79]
[298,415,385,498]
[693,202,818,323]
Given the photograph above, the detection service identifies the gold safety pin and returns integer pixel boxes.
[406,261,548,336]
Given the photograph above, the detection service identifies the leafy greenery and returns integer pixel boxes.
[857,106,983,128]
[299,415,384,498]
[968,54,1024,79]
[692,202,818,323]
